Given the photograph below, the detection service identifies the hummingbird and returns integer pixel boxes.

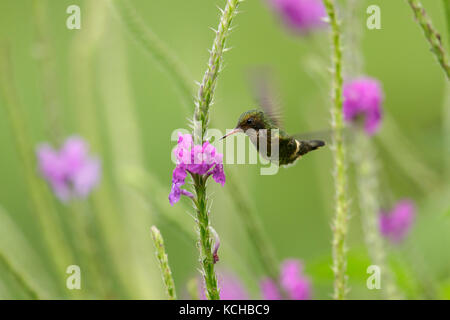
[221,109,325,166]
[221,69,325,166]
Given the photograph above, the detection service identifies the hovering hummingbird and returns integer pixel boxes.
[221,70,325,166]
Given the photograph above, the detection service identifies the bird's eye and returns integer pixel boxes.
[246,118,253,125]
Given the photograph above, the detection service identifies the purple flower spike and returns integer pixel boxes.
[36,136,101,202]
[379,199,416,243]
[343,77,384,135]
[169,133,225,206]
[268,0,327,34]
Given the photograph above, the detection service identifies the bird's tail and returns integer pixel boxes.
[297,139,326,156]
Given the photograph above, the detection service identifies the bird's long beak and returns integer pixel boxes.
[220,128,241,140]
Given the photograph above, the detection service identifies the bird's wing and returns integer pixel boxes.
[247,67,283,128]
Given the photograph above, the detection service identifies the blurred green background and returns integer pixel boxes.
[0,0,448,299]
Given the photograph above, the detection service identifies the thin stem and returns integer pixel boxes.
[113,0,277,289]
[191,0,242,300]
[443,0,450,180]
[193,174,220,300]
[342,0,364,78]
[70,201,108,298]
[0,45,74,290]
[150,226,177,300]
[406,0,450,79]
[0,252,40,299]
[98,13,162,299]
[123,166,257,284]
[444,0,450,48]
[226,173,279,281]
[111,0,193,110]
[110,0,275,289]
[70,1,139,298]
[444,87,450,180]
[376,114,441,192]
[32,0,64,144]
[323,0,349,300]
[194,0,242,144]
[353,132,401,300]
[112,0,277,283]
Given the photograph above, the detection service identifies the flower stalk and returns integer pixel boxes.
[194,0,242,144]
[0,252,39,299]
[406,0,450,79]
[226,173,279,281]
[32,0,64,144]
[0,45,74,287]
[190,0,242,300]
[323,0,349,300]
[352,132,401,299]
[112,1,277,293]
[192,173,220,299]
[150,226,177,300]
[444,0,450,48]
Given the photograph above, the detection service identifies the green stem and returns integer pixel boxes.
[226,173,279,281]
[150,226,177,300]
[0,252,40,299]
[323,0,349,300]
[69,0,137,298]
[110,0,273,289]
[98,11,162,299]
[444,87,450,180]
[406,0,450,79]
[342,0,364,78]
[353,133,401,300]
[444,0,450,48]
[32,0,64,144]
[193,174,220,300]
[193,0,242,144]
[122,166,256,285]
[191,0,242,300]
[111,0,193,110]
[0,45,74,292]
[70,201,108,298]
[377,114,441,192]
[112,0,277,285]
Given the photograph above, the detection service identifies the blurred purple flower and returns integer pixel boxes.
[260,259,311,300]
[260,278,282,300]
[199,271,249,300]
[379,199,415,243]
[36,136,101,202]
[343,77,384,135]
[169,133,225,206]
[267,0,327,34]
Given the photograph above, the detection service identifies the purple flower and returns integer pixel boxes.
[36,136,101,202]
[343,77,384,135]
[169,133,225,206]
[267,0,327,34]
[260,259,311,300]
[379,199,415,243]
[199,271,249,300]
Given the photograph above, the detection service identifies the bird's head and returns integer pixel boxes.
[221,109,268,140]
